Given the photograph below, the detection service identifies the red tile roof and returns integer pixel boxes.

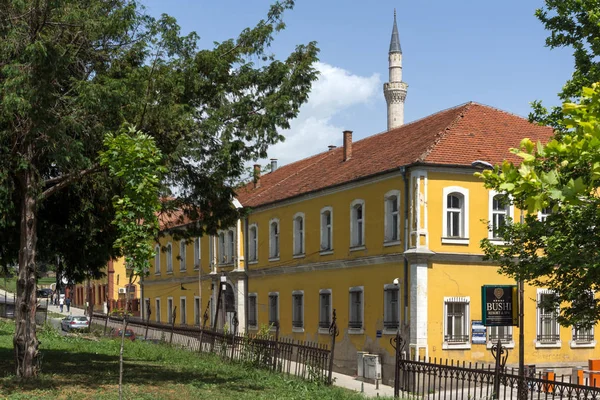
[236,102,554,208]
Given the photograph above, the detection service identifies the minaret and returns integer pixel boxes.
[384,9,408,130]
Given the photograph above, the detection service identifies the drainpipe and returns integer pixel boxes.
[400,166,409,324]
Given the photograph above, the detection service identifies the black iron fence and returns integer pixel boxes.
[392,333,600,400]
[95,308,339,385]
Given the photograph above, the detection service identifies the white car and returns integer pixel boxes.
[61,316,89,332]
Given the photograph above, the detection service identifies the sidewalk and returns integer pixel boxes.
[331,371,394,398]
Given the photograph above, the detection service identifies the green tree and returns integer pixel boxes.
[479,83,600,329]
[0,0,318,378]
[530,0,600,127]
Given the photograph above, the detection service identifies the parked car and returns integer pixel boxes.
[61,316,89,332]
[36,289,52,298]
[113,328,136,341]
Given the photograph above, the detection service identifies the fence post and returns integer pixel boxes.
[391,329,405,397]
[272,321,280,372]
[230,311,239,360]
[169,306,177,345]
[199,305,209,353]
[328,309,339,385]
[491,339,509,400]
[144,299,151,340]
[103,296,110,336]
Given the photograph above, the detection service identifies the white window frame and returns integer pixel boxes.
[536,289,561,348]
[319,289,333,334]
[443,297,471,350]
[155,298,161,323]
[248,293,258,329]
[154,245,161,275]
[292,290,304,332]
[320,207,334,255]
[217,229,235,265]
[486,326,514,349]
[227,229,235,264]
[442,186,469,245]
[348,286,364,334]
[350,199,366,249]
[194,238,201,270]
[268,292,279,330]
[293,212,305,258]
[570,291,596,348]
[488,190,513,242]
[248,224,258,263]
[269,218,280,261]
[167,297,174,324]
[166,242,173,273]
[384,190,401,246]
[218,231,226,264]
[539,207,552,222]
[383,283,400,335]
[194,296,200,326]
[180,296,187,325]
[179,240,187,272]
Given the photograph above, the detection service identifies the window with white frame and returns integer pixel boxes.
[218,232,226,263]
[268,293,279,325]
[293,213,305,256]
[537,290,560,344]
[571,291,595,344]
[384,284,400,331]
[194,238,201,270]
[154,245,160,274]
[194,297,200,325]
[166,243,173,273]
[179,240,187,271]
[488,326,513,344]
[539,207,552,222]
[180,297,187,325]
[217,229,235,264]
[155,298,161,323]
[489,192,511,240]
[320,207,333,252]
[269,219,280,259]
[348,286,364,330]
[384,191,400,243]
[350,200,365,247]
[227,230,235,263]
[292,291,304,329]
[248,294,258,327]
[167,297,173,323]
[319,289,332,330]
[444,297,470,345]
[248,224,258,262]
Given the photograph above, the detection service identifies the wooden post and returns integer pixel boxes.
[169,306,177,345]
[328,309,339,386]
[144,299,151,340]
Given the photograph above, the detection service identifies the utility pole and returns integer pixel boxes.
[221,274,226,329]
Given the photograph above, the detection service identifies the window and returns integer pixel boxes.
[194,238,201,270]
[217,229,235,264]
[384,284,400,332]
[218,232,226,263]
[444,297,470,348]
[292,291,304,331]
[194,296,200,326]
[489,191,511,240]
[154,245,160,274]
[179,240,187,271]
[350,200,365,248]
[248,294,258,327]
[536,290,560,346]
[166,243,173,273]
[488,326,513,346]
[268,292,279,326]
[319,289,332,331]
[573,325,595,343]
[248,224,258,262]
[442,187,469,244]
[384,191,400,243]
[571,292,595,347]
[539,207,552,222]
[320,207,333,252]
[348,286,364,332]
[180,297,187,325]
[155,298,161,323]
[228,230,235,263]
[167,297,173,323]
[293,213,305,256]
[269,219,280,260]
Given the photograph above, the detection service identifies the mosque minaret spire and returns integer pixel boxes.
[384,9,408,130]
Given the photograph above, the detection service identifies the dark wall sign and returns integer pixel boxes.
[481,285,518,326]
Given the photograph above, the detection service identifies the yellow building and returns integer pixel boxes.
[142,14,598,385]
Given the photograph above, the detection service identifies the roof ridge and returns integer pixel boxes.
[467,101,537,122]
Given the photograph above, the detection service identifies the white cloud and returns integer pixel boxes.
[265,62,380,167]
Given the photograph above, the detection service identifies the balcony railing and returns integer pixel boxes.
[384,320,399,330]
[349,320,363,329]
[573,332,594,342]
[444,334,469,343]
[537,333,560,343]
[488,334,513,343]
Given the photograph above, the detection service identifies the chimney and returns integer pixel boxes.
[270,158,278,172]
[328,145,336,151]
[253,164,261,188]
[343,130,353,161]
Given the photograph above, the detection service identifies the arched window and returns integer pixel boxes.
[269,219,280,259]
[384,191,400,243]
[293,213,305,256]
[166,243,173,273]
[248,224,258,262]
[350,199,365,247]
[154,245,160,274]
[320,207,333,252]
[442,186,469,244]
[179,240,187,271]
[489,191,511,240]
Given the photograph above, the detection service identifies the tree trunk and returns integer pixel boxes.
[119,270,134,400]
[14,166,39,378]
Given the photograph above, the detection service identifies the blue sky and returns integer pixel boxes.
[142,0,573,166]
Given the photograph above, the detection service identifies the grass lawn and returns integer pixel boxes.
[0,319,371,400]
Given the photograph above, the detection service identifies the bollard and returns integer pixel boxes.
[361,382,364,393]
